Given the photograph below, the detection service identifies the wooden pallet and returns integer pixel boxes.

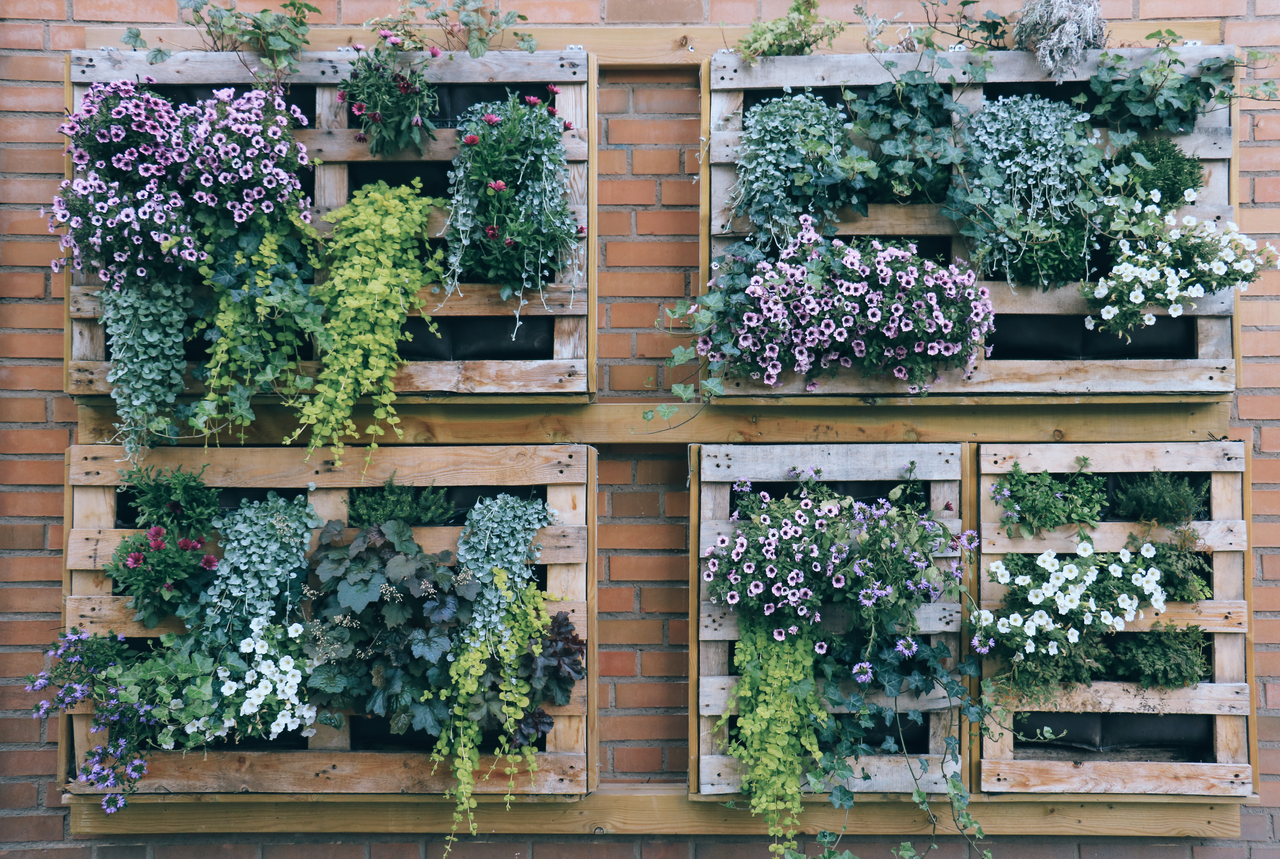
[61,443,598,796]
[689,442,966,797]
[64,48,596,399]
[976,441,1251,796]
[706,48,1239,398]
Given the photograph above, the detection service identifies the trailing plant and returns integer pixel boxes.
[702,469,985,852]
[1108,137,1204,212]
[305,518,461,735]
[297,181,446,465]
[670,223,994,399]
[347,474,455,528]
[1089,31,1238,134]
[185,88,325,441]
[730,93,872,248]
[734,0,845,64]
[339,33,439,157]
[989,457,1107,540]
[946,95,1106,288]
[194,491,321,646]
[118,464,221,539]
[104,525,218,629]
[443,90,583,328]
[123,0,321,87]
[1011,0,1106,80]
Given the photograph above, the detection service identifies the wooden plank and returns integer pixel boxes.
[313,86,347,212]
[980,520,1247,554]
[553,317,589,361]
[980,760,1250,796]
[703,517,961,552]
[974,596,1247,635]
[699,600,961,640]
[700,443,962,481]
[66,751,586,794]
[306,720,351,751]
[719,359,1236,397]
[711,178,958,236]
[296,127,588,162]
[1000,681,1249,717]
[68,525,588,569]
[69,445,588,487]
[1199,316,1235,361]
[391,360,589,394]
[699,675,957,715]
[307,489,349,525]
[70,319,104,363]
[70,487,115,598]
[69,49,590,85]
[983,284,1232,317]
[700,753,954,795]
[930,480,960,518]
[980,442,1245,474]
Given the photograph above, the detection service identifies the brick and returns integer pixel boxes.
[598,460,634,484]
[605,0,703,22]
[0,430,69,454]
[156,848,259,859]
[0,851,89,859]
[0,620,61,646]
[599,272,686,297]
[608,119,701,145]
[606,241,699,267]
[504,0,598,22]
[0,148,66,175]
[3,304,64,329]
[370,845,420,859]
[614,746,664,772]
[1142,0,1243,13]
[665,492,689,517]
[633,150,682,174]
[598,587,635,612]
[1191,849,1248,859]
[609,302,662,329]
[598,650,636,676]
[1258,586,1280,611]
[612,492,660,517]
[1242,146,1280,173]
[640,651,688,677]
[72,0,179,21]
[1241,209,1280,235]
[96,852,150,859]
[0,782,38,809]
[602,69,699,85]
[0,650,45,676]
[0,56,63,85]
[0,815,65,842]
[1256,459,1280,483]
[263,846,364,859]
[49,525,63,549]
[610,556,687,581]
[660,180,699,206]
[1240,809,1271,840]
[599,713,686,740]
[51,25,87,49]
[0,179,62,206]
[639,587,686,613]
[0,210,55,237]
[0,333,62,359]
[1239,395,1280,419]
[598,149,628,175]
[607,365,659,391]
[637,332,693,358]
[0,685,49,711]
[600,179,657,205]
[531,846,632,859]
[0,23,44,48]
[0,749,57,777]
[598,333,633,359]
[1257,177,1280,201]
[1242,364,1280,389]
[599,524,686,549]
[52,398,78,422]
[0,88,64,115]
[599,89,630,114]
[0,493,63,517]
[1243,300,1280,327]
[0,274,47,299]
[1,398,47,422]
[1255,649,1280,676]
[599,619,664,644]
[3,586,61,614]
[638,460,686,484]
[0,718,40,743]
[1258,524,1280,548]
[598,211,633,235]
[637,211,700,235]
[0,557,63,582]
[614,681,688,708]
[634,89,700,115]
[709,0,756,22]
[1263,779,1280,808]
[1257,618,1280,642]
[1227,21,1280,47]
[0,117,63,145]
[0,525,45,550]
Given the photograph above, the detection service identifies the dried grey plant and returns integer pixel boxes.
[1012,0,1107,80]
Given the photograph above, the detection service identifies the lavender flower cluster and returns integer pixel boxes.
[696,217,996,393]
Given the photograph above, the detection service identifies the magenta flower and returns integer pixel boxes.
[547,84,561,95]
[125,552,145,569]
[547,106,558,117]
[429,46,442,57]
[352,102,366,116]
[563,120,574,131]
[200,554,218,571]
[487,180,507,192]
[484,225,500,239]
[336,91,345,103]
[462,134,479,145]
[524,96,541,106]
[482,113,501,125]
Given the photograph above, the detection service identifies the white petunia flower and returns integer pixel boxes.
[1143,313,1157,326]
[1169,303,1183,317]
[288,622,305,638]
[1047,641,1060,656]
[1129,288,1145,304]
[1184,188,1197,202]
[1140,543,1157,559]
[1075,541,1093,557]
[1084,316,1095,330]
[1066,628,1079,644]
[240,637,256,653]
[1008,612,1024,628]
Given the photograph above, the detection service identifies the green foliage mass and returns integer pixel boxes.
[1109,137,1205,212]
[991,458,1108,540]
[1110,623,1208,689]
[119,464,220,539]
[341,35,439,158]
[347,474,455,528]
[734,0,845,64]
[1112,470,1207,528]
[1145,541,1213,603]
[298,180,446,465]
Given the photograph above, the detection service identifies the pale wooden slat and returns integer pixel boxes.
[929,480,960,517]
[1211,471,1245,522]
[700,675,957,716]
[985,724,1014,761]
[545,714,586,755]
[1002,681,1249,717]
[70,487,115,598]
[391,359,589,394]
[710,90,743,134]
[974,599,1247,635]
[980,442,1245,475]
[718,358,1236,397]
[70,319,104,362]
[699,600,961,641]
[980,520,1246,554]
[1202,159,1230,206]
[313,87,347,211]
[699,443,962,481]
[65,751,586,794]
[69,445,588,487]
[296,127,588,162]
[69,49,590,85]
[306,721,351,751]
[980,760,1250,796]
[700,753,954,795]
[553,317,588,361]
[703,517,961,550]
[1215,715,1250,765]
[983,284,1233,317]
[306,489,349,525]
[1198,316,1234,361]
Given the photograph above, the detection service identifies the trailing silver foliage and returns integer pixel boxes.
[1012,0,1107,80]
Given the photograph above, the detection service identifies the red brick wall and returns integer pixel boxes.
[6,1,1280,855]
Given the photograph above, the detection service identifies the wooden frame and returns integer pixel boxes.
[689,442,966,797]
[61,443,597,797]
[64,48,595,399]
[706,48,1239,399]
[976,441,1251,796]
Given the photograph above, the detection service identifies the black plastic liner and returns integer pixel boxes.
[348,714,547,753]
[397,315,554,362]
[347,160,450,198]
[1014,711,1214,761]
[987,314,1197,361]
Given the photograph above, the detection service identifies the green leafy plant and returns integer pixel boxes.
[105,526,218,629]
[305,518,460,735]
[990,457,1107,540]
[1089,32,1238,134]
[729,92,871,249]
[296,180,446,465]
[123,0,321,87]
[348,474,455,528]
[1113,469,1207,527]
[339,31,439,157]
[734,0,845,64]
[1110,623,1208,688]
[119,464,221,539]
[1139,540,1212,603]
[415,0,537,57]
[1011,0,1106,80]
[443,91,582,326]
[1109,137,1204,210]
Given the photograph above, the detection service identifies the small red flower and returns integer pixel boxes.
[505,238,515,247]
[462,134,479,145]
[547,84,561,95]
[482,113,501,125]
[200,554,218,571]
[546,106,558,117]
[429,46,442,57]
[177,538,196,551]
[487,180,507,192]
[337,90,346,103]
[125,552,145,569]
[352,102,366,116]
[563,120,574,131]
[354,132,368,143]
[149,538,166,551]
[146,526,165,539]
[163,583,174,592]
[484,225,500,239]
[577,224,587,235]
[524,95,541,107]
[371,111,383,124]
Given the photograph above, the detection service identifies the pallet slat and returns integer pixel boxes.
[981,442,1245,474]
[699,443,962,481]
[700,753,955,795]
[981,760,1250,796]
[699,600,961,641]
[980,520,1247,554]
[1000,681,1250,717]
[699,675,957,715]
[296,127,588,162]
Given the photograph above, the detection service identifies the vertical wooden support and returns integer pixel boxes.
[697,467,731,777]
[556,77,591,374]
[314,87,348,215]
[69,485,116,772]
[1198,316,1234,361]
[545,476,588,761]
[687,444,702,790]
[305,488,353,750]
[1211,471,1248,764]
[307,489,349,526]
[586,53,599,393]
[699,59,712,306]
[584,446,599,792]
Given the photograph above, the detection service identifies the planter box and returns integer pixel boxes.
[707,48,1238,399]
[64,48,596,399]
[689,442,966,797]
[976,441,1250,796]
[62,443,598,797]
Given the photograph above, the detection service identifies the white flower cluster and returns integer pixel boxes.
[976,542,1169,659]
